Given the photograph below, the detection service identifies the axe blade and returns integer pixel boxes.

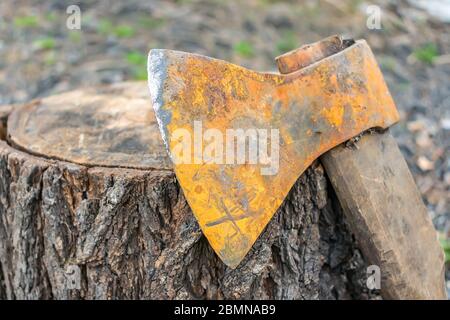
[147,41,398,268]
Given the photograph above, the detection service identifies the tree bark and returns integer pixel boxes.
[0,82,376,300]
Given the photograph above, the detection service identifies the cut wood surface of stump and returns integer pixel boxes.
[0,81,376,300]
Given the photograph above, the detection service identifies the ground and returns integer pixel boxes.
[0,0,449,297]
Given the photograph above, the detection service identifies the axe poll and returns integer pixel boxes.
[147,35,446,299]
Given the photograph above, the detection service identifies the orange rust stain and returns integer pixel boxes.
[321,103,344,128]
[158,40,399,268]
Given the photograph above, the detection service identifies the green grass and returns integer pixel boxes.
[114,25,136,38]
[276,31,298,55]
[69,31,82,43]
[45,12,57,22]
[98,19,114,34]
[126,51,147,66]
[98,19,136,38]
[33,37,56,50]
[125,51,147,80]
[414,44,439,64]
[14,15,39,28]
[131,68,148,81]
[440,236,450,263]
[234,41,254,58]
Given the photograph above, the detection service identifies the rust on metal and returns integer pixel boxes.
[147,39,399,268]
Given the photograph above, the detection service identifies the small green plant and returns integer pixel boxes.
[125,51,147,80]
[45,12,57,22]
[69,31,82,43]
[126,51,147,66]
[276,31,298,55]
[131,68,148,81]
[98,19,136,38]
[98,18,114,34]
[414,44,439,64]
[234,41,254,58]
[14,15,39,28]
[440,236,450,263]
[33,37,56,50]
[114,25,136,38]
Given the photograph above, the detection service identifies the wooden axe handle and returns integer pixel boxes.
[276,36,446,299]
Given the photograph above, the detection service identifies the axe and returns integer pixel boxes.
[147,35,446,299]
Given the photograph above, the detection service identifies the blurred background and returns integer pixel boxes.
[0,0,449,297]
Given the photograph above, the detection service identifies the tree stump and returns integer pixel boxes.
[0,81,375,300]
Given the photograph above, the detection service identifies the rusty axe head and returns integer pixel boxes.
[147,36,399,268]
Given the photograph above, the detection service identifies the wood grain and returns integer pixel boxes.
[7,82,171,170]
[321,132,446,299]
[0,105,12,141]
